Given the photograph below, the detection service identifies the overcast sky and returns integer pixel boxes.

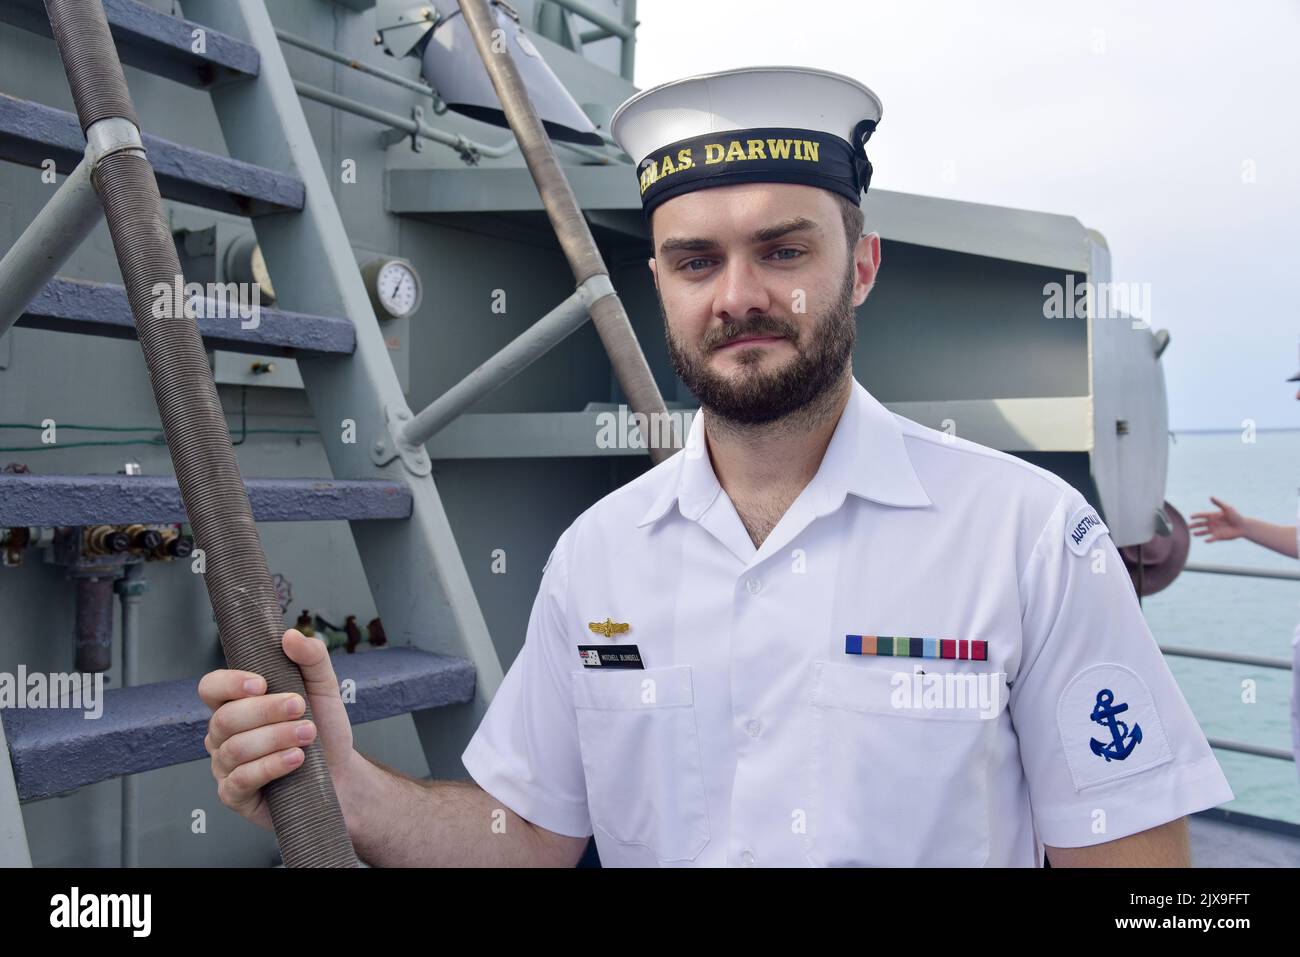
[632,0,1300,431]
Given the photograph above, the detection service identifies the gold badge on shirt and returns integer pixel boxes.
[588,618,630,639]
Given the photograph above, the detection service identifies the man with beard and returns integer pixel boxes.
[200,67,1231,868]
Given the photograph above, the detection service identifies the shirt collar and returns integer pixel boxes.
[635,377,932,528]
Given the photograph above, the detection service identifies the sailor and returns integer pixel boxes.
[201,66,1233,867]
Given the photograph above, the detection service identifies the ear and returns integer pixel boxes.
[852,231,882,306]
[648,256,658,289]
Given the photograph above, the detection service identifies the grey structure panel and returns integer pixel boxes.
[21,277,355,356]
[0,474,413,525]
[0,0,259,88]
[0,94,303,215]
[2,648,476,801]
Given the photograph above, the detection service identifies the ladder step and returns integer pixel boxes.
[0,475,413,526]
[1,649,476,801]
[20,277,355,357]
[0,0,259,89]
[0,94,304,216]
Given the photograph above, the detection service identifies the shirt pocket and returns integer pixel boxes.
[806,660,1001,867]
[571,665,711,864]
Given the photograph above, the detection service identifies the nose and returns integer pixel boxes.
[711,255,772,323]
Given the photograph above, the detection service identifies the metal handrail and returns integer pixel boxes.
[1153,561,1298,763]
[1183,561,1300,582]
[276,28,438,97]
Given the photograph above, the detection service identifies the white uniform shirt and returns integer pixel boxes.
[462,378,1233,866]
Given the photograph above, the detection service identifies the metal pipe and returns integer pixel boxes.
[275,28,436,97]
[294,80,515,158]
[293,80,621,165]
[116,563,146,868]
[548,0,633,40]
[1207,737,1295,762]
[1183,562,1300,582]
[619,0,637,83]
[399,279,607,448]
[44,0,358,868]
[1158,643,1292,670]
[0,158,103,339]
[73,575,115,673]
[457,0,674,464]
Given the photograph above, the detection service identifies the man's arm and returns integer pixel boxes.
[1189,497,1298,558]
[201,628,588,867]
[1046,817,1189,867]
[340,751,589,867]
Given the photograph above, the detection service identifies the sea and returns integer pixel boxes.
[1142,428,1300,825]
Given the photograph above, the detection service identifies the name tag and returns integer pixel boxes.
[578,644,644,669]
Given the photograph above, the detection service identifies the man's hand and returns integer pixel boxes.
[199,628,358,831]
[1189,497,1246,542]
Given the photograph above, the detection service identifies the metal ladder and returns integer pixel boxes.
[0,0,661,865]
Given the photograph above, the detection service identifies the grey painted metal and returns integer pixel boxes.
[1183,562,1300,582]
[1207,737,1295,762]
[1159,643,1293,670]
[183,0,504,780]
[1190,811,1300,867]
[117,564,145,868]
[0,0,259,88]
[0,158,102,340]
[458,0,673,465]
[548,0,634,39]
[0,474,413,526]
[293,79,616,164]
[619,0,636,82]
[398,275,613,451]
[83,115,144,164]
[425,410,695,458]
[0,94,304,216]
[275,28,436,97]
[0,718,31,866]
[861,188,1093,273]
[293,79,516,160]
[385,165,648,215]
[884,397,1093,452]
[2,649,478,802]
[20,277,356,357]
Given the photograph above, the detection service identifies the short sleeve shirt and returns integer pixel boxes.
[461,378,1233,866]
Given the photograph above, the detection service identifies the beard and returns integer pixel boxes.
[661,265,858,426]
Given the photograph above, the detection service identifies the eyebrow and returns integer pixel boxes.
[658,217,822,256]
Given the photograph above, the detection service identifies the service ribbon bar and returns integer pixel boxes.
[844,635,987,661]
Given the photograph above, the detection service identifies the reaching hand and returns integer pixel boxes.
[1188,497,1246,543]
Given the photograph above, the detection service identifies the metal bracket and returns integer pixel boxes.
[370,404,432,475]
[378,105,426,152]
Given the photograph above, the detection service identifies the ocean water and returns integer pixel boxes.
[1140,428,1300,825]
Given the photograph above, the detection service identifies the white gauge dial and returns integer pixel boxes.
[367,259,422,319]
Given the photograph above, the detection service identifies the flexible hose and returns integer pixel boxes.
[44,0,359,867]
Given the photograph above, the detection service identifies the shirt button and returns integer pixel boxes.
[745,577,762,595]
[746,719,762,738]
[740,850,756,867]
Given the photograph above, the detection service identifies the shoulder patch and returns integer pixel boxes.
[1064,502,1109,557]
[1056,663,1173,791]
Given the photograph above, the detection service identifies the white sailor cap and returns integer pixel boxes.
[609,66,883,221]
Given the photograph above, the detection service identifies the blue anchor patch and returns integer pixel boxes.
[1089,688,1142,762]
